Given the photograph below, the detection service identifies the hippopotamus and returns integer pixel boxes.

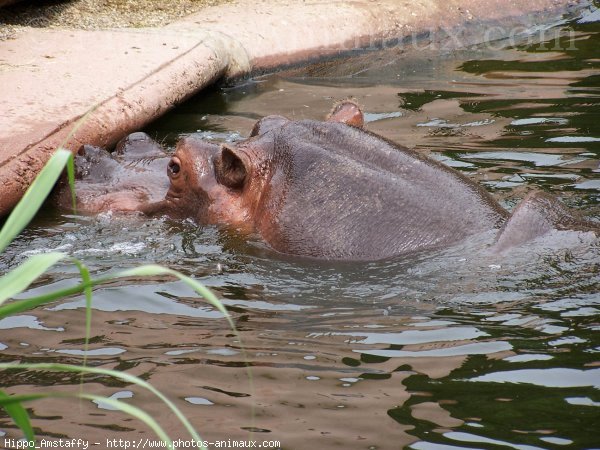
[60,101,596,260]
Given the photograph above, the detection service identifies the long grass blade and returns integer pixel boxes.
[116,265,233,328]
[71,260,93,368]
[0,282,90,319]
[65,151,77,211]
[0,149,73,253]
[0,363,206,448]
[79,394,175,449]
[0,390,35,447]
[0,264,233,328]
[0,391,175,449]
[0,263,246,436]
[0,252,67,305]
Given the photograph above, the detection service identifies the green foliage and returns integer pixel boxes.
[0,148,232,449]
[0,252,67,305]
[0,149,74,254]
[0,364,208,449]
[0,389,35,446]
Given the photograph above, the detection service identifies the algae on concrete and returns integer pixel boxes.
[0,0,230,39]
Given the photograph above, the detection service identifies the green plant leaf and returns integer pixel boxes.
[71,259,93,368]
[0,391,175,449]
[65,150,77,211]
[80,394,174,449]
[0,264,231,326]
[117,264,233,328]
[0,363,206,449]
[0,252,67,306]
[0,148,73,254]
[0,283,85,320]
[0,389,35,447]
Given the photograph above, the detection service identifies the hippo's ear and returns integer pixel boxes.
[215,144,247,189]
[326,100,364,129]
[250,115,290,137]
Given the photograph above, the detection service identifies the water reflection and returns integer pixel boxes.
[469,368,600,388]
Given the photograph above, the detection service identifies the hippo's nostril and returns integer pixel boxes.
[168,157,181,178]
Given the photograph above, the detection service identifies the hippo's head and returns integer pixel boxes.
[158,131,270,227]
[155,101,365,232]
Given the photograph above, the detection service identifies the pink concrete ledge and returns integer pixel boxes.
[0,0,576,216]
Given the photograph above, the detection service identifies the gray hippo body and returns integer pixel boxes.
[61,101,597,261]
[245,119,507,259]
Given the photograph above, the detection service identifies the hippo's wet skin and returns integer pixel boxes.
[63,101,596,260]
[64,132,170,213]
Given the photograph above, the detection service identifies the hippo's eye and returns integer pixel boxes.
[168,157,181,178]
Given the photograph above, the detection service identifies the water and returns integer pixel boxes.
[1,7,600,450]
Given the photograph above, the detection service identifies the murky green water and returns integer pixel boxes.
[1,7,599,450]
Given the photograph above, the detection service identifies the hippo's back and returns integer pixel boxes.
[256,120,507,260]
